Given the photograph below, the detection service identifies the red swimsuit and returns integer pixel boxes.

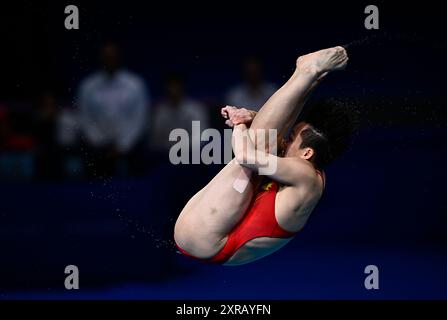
[176,172,325,264]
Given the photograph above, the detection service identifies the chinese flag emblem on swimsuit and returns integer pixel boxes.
[263,182,274,191]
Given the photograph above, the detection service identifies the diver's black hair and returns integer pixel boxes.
[299,100,360,169]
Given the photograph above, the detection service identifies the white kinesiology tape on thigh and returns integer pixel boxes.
[233,167,252,193]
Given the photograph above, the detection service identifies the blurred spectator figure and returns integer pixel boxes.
[56,103,84,180]
[225,56,277,111]
[0,107,11,149]
[151,74,209,152]
[33,92,63,180]
[77,42,150,179]
[0,104,35,181]
[57,106,79,148]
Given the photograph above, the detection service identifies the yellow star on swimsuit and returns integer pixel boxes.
[263,181,274,191]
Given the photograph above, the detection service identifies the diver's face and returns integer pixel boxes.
[284,122,313,159]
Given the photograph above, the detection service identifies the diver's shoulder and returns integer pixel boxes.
[292,158,320,183]
[289,159,324,198]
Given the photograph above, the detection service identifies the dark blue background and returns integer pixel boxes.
[0,1,446,299]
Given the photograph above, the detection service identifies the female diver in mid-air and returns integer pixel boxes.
[174,46,357,265]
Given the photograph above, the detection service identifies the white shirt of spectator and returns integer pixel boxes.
[151,98,209,150]
[78,70,149,153]
[226,83,277,112]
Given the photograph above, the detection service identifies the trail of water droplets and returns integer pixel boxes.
[88,176,178,253]
[114,210,178,252]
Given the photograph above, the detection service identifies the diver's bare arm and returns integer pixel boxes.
[232,124,312,186]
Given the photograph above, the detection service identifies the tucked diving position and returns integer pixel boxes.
[174,46,358,265]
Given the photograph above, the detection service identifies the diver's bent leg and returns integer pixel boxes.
[174,160,261,259]
[250,47,347,151]
[250,68,318,135]
[244,69,319,154]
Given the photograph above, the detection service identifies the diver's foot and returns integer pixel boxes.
[296,46,348,75]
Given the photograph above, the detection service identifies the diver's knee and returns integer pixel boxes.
[174,220,225,258]
[174,218,201,251]
[173,217,189,247]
